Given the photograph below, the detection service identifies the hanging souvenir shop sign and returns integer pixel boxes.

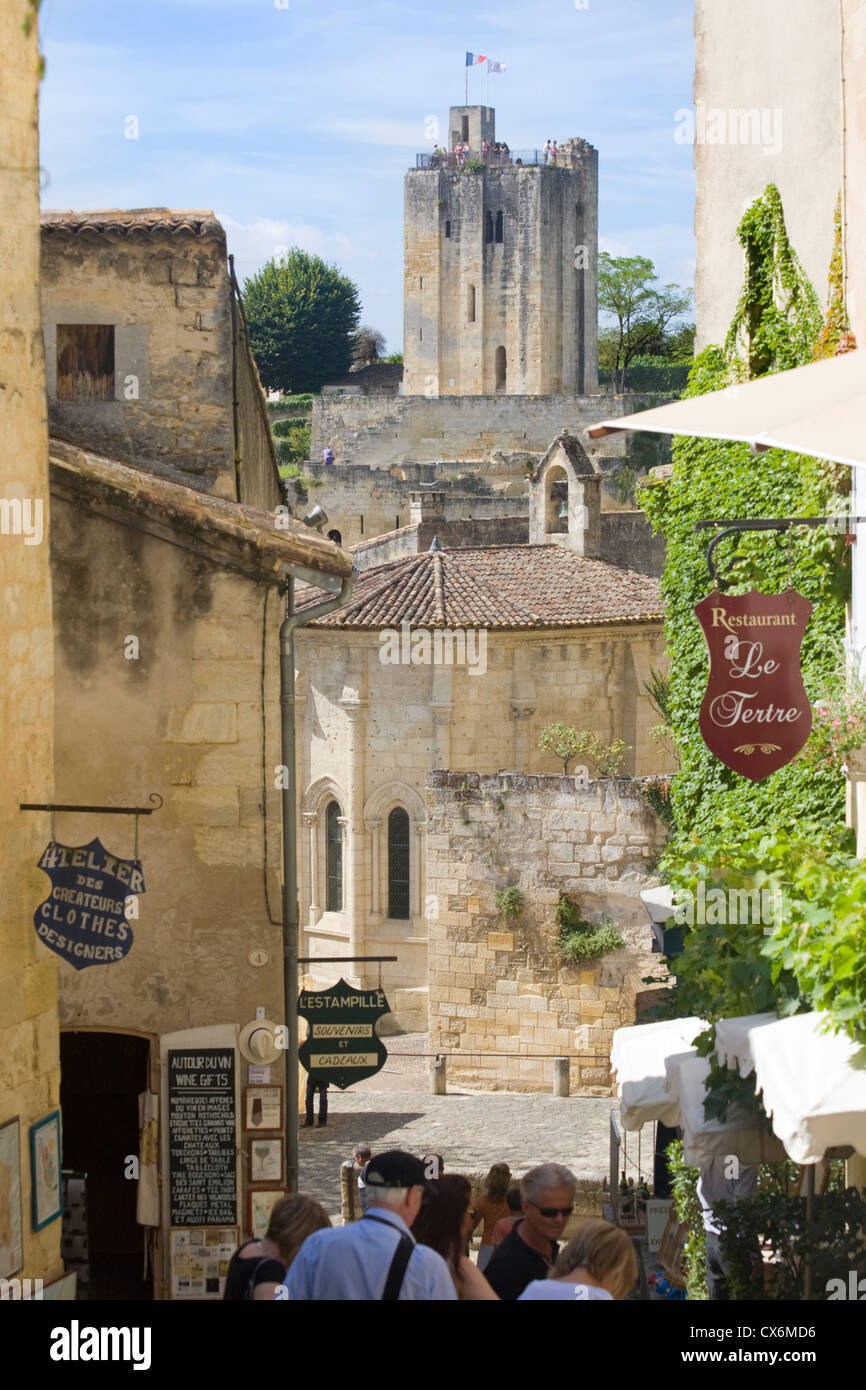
[694,587,813,781]
[298,978,390,1089]
[34,838,143,969]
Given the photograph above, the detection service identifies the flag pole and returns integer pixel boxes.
[485,58,488,108]
[465,57,468,105]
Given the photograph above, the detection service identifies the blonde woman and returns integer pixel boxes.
[223,1193,331,1300]
[518,1219,638,1301]
[470,1162,512,1271]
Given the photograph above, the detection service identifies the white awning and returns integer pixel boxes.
[610,1016,706,1130]
[714,1012,866,1163]
[587,348,866,471]
[664,1051,788,1168]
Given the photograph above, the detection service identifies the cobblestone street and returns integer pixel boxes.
[298,1039,654,1220]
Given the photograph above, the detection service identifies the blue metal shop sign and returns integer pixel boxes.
[34,838,143,969]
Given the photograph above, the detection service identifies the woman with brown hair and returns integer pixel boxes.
[470,1162,512,1271]
[518,1218,638,1301]
[223,1193,331,1300]
[413,1174,499,1301]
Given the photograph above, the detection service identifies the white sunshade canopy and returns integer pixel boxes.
[610,1016,706,1130]
[587,348,866,470]
[714,1012,866,1164]
[664,1050,788,1168]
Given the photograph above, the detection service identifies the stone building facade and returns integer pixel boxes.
[403,107,598,396]
[44,437,350,1297]
[425,772,667,1091]
[693,0,842,351]
[41,209,280,508]
[295,454,667,1033]
[0,1,64,1293]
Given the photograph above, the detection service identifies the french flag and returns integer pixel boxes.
[465,51,486,65]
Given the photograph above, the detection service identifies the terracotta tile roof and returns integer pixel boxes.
[49,438,352,585]
[41,208,223,239]
[299,543,663,629]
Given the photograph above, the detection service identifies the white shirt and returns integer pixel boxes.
[519,1280,613,1301]
[696,1157,758,1235]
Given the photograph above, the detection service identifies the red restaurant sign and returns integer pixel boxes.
[694,588,813,781]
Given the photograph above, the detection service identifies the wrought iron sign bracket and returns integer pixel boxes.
[695,516,866,586]
[20,793,164,815]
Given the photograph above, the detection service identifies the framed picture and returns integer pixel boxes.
[249,1137,284,1184]
[0,1117,23,1278]
[30,1111,62,1231]
[244,1086,283,1133]
[247,1187,288,1238]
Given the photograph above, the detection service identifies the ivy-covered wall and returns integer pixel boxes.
[641,186,850,848]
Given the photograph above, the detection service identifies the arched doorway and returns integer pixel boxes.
[60,1030,154,1299]
[494,345,507,391]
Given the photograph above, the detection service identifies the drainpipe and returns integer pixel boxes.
[279,565,354,1192]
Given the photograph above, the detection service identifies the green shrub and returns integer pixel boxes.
[274,426,311,466]
[537,723,630,777]
[267,392,314,413]
[272,416,310,436]
[495,886,523,920]
[553,894,623,962]
[665,1140,707,1301]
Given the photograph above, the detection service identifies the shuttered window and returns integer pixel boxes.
[326,801,343,912]
[56,325,115,401]
[388,807,411,920]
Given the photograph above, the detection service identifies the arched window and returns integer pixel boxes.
[467,284,476,323]
[327,528,342,546]
[388,807,411,920]
[495,209,504,243]
[326,800,343,911]
[484,210,494,244]
[494,345,507,391]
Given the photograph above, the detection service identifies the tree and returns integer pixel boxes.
[243,249,361,393]
[597,253,692,391]
[352,325,386,367]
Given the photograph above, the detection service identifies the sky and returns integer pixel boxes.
[38,0,696,354]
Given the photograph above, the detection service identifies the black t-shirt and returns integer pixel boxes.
[483,1221,558,1301]
[222,1240,285,1301]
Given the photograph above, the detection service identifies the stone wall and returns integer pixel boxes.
[0,2,63,1287]
[694,0,842,351]
[425,772,667,1092]
[41,217,238,499]
[291,458,530,548]
[234,293,282,510]
[600,511,666,577]
[349,516,529,569]
[310,390,638,471]
[49,497,287,1050]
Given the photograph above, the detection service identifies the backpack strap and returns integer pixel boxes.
[245,1256,272,1301]
[362,1214,415,1301]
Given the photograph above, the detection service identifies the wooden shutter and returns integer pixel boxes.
[56,325,115,401]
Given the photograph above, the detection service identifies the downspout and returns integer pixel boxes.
[229,253,242,503]
[279,567,355,1192]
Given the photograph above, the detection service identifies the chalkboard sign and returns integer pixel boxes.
[168,1050,237,1226]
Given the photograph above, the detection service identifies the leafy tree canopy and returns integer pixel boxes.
[352,325,386,367]
[243,249,361,393]
[598,253,692,390]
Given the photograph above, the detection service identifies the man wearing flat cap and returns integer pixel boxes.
[278,1150,456,1300]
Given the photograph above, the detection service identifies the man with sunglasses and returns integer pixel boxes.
[484,1164,577,1300]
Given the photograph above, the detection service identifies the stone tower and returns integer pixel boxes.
[403,106,598,398]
